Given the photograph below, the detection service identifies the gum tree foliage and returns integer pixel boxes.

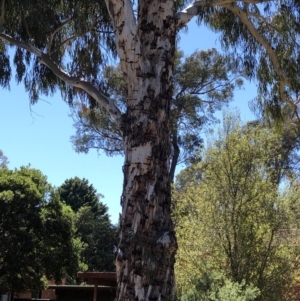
[58,177,118,272]
[70,49,244,180]
[173,115,300,301]
[1,0,300,300]
[0,167,82,294]
[245,103,300,184]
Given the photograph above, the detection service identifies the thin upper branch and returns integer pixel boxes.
[104,0,138,77]
[59,32,90,49]
[223,4,295,109]
[247,10,282,34]
[175,0,272,29]
[22,14,35,43]
[0,33,122,126]
[48,17,73,54]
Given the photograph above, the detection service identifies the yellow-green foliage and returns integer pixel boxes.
[173,116,300,301]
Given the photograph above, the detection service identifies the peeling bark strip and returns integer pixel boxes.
[105,0,177,300]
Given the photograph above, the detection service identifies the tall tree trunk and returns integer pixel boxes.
[112,1,177,300]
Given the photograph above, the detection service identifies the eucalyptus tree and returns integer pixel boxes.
[1,0,300,300]
[70,49,244,181]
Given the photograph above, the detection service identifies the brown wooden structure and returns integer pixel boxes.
[76,272,117,301]
[47,284,115,301]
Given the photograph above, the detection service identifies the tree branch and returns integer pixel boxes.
[223,4,296,109]
[247,10,285,36]
[48,17,73,54]
[104,0,139,77]
[0,33,42,56]
[59,32,89,50]
[22,13,34,42]
[175,0,272,29]
[0,33,122,126]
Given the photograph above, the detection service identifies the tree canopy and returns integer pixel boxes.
[173,115,300,301]
[74,205,118,272]
[58,177,103,214]
[0,166,82,294]
[1,1,300,118]
[58,177,118,272]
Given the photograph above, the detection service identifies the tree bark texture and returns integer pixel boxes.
[106,1,177,300]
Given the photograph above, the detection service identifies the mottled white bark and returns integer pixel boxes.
[105,0,177,300]
[105,0,140,104]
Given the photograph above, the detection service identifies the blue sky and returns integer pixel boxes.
[0,20,257,224]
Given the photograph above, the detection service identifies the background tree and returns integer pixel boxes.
[1,0,300,299]
[58,177,118,272]
[70,49,244,180]
[41,191,86,281]
[173,115,300,301]
[0,150,8,168]
[0,167,82,294]
[58,177,103,213]
[74,206,118,272]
